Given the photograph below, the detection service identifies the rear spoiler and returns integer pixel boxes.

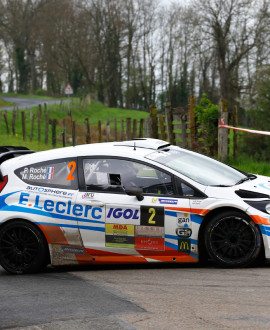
[0,146,35,165]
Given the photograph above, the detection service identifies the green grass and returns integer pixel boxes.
[0,97,15,108]
[0,135,54,151]
[227,155,270,176]
[0,99,149,149]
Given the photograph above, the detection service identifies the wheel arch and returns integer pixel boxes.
[198,206,263,262]
[0,218,51,264]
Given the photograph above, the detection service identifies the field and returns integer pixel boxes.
[0,96,269,176]
[0,98,149,150]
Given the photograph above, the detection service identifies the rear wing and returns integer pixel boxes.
[0,146,35,165]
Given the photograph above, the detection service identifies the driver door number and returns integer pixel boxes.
[141,206,164,226]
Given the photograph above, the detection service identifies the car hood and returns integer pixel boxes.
[205,175,270,199]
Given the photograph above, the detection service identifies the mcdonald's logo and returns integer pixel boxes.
[178,239,191,253]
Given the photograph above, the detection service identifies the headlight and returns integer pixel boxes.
[266,204,270,214]
[245,200,270,214]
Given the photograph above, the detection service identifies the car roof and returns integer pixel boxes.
[1,139,172,171]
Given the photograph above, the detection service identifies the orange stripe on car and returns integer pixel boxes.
[250,215,270,225]
[38,225,69,245]
[166,206,210,216]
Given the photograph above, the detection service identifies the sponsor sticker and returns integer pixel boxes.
[259,183,270,191]
[25,186,74,198]
[105,235,135,248]
[106,224,134,236]
[135,237,164,250]
[178,239,191,253]
[18,192,103,220]
[135,225,164,238]
[175,227,192,238]
[177,213,190,226]
[61,246,84,255]
[106,205,140,225]
[140,206,164,227]
[158,198,178,205]
[82,192,95,199]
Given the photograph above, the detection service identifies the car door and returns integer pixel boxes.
[76,157,193,261]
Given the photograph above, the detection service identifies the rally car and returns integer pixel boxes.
[0,139,269,274]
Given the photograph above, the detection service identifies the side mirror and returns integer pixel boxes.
[124,185,144,201]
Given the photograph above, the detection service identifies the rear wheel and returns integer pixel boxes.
[204,211,261,268]
[0,220,49,274]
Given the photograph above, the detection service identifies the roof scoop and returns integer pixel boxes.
[114,138,170,150]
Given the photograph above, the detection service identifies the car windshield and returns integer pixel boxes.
[146,147,247,186]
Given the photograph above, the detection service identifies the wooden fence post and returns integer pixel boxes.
[126,118,131,139]
[149,104,158,139]
[72,120,76,146]
[139,119,144,138]
[132,119,137,139]
[121,119,125,141]
[181,115,188,148]
[12,109,16,136]
[159,115,166,141]
[30,115,35,141]
[145,118,149,137]
[189,95,195,150]
[62,118,66,147]
[3,111,9,135]
[38,104,42,117]
[52,119,57,147]
[218,98,228,161]
[114,118,118,141]
[85,118,91,144]
[98,120,102,143]
[106,118,111,142]
[233,105,238,157]
[165,102,174,144]
[37,107,41,143]
[45,113,49,145]
[21,111,26,141]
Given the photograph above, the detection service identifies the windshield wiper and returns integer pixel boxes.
[211,184,232,187]
[236,174,257,185]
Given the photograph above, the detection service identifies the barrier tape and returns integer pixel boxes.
[218,119,270,136]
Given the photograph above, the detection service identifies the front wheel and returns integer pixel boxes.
[0,220,49,274]
[204,211,262,268]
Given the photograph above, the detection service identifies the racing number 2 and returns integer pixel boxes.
[67,161,76,180]
[148,208,156,224]
[141,206,164,226]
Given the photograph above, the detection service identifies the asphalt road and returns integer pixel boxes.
[1,263,270,329]
[1,96,69,111]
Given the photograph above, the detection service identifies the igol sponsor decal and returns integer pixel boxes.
[106,205,140,224]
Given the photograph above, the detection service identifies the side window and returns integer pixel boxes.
[175,178,204,198]
[15,158,78,189]
[83,158,174,195]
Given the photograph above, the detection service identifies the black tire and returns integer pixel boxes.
[0,220,49,274]
[204,211,262,268]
